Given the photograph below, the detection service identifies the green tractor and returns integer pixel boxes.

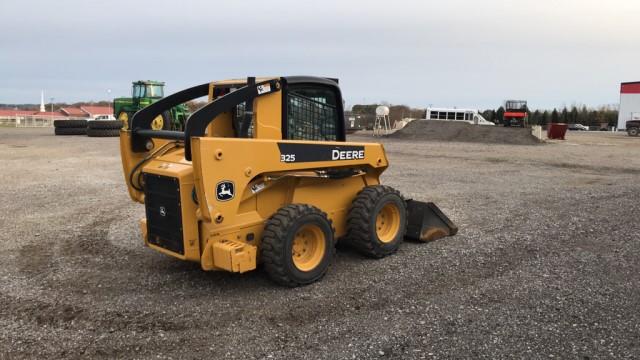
[114,80,189,130]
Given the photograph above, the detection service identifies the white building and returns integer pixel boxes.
[618,81,640,130]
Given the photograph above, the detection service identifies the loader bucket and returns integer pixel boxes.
[405,200,458,242]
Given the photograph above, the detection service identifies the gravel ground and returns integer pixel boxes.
[1,128,639,359]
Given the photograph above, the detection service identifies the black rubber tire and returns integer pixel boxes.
[345,185,407,258]
[53,119,87,128]
[87,120,123,130]
[628,127,639,137]
[54,127,87,135]
[86,128,120,137]
[261,204,334,287]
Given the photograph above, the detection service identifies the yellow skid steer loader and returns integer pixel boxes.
[120,76,457,286]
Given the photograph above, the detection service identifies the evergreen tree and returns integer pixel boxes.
[541,110,549,125]
[570,106,578,124]
[561,107,568,123]
[532,110,541,125]
[496,106,505,124]
[482,110,495,122]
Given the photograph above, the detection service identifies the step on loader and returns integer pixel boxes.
[120,76,457,286]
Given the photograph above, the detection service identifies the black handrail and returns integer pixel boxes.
[130,83,209,152]
[135,129,185,141]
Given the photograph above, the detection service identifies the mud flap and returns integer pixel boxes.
[405,200,458,242]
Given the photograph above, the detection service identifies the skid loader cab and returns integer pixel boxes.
[128,77,345,154]
[120,76,456,286]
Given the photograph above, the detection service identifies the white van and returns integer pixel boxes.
[425,107,495,126]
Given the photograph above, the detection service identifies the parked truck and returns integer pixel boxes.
[626,120,639,136]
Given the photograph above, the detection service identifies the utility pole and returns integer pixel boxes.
[50,97,54,120]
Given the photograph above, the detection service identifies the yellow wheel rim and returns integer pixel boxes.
[292,224,326,272]
[118,112,129,130]
[376,202,401,243]
[151,115,164,130]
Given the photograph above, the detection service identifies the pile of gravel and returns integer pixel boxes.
[390,120,541,145]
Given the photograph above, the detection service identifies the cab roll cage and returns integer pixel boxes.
[130,77,281,160]
[129,76,344,161]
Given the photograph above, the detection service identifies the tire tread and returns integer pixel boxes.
[261,204,334,287]
[87,120,123,130]
[54,127,87,135]
[87,128,120,137]
[53,119,87,128]
[344,185,407,258]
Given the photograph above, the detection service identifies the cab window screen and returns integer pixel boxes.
[286,86,338,141]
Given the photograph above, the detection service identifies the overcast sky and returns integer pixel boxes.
[1,0,639,109]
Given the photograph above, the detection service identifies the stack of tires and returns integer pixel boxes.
[87,120,123,137]
[53,119,87,136]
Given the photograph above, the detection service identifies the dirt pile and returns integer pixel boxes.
[389,120,541,145]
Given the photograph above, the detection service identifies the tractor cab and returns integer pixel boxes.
[130,81,166,116]
[505,100,527,112]
[115,80,188,131]
[132,81,165,100]
[503,99,528,127]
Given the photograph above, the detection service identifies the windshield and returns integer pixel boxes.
[147,85,164,97]
[132,84,143,98]
[505,100,527,111]
[132,84,164,98]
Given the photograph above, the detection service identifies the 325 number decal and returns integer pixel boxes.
[280,154,296,163]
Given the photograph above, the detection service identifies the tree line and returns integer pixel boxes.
[351,104,425,121]
[6,100,620,128]
[481,105,618,127]
[349,103,619,128]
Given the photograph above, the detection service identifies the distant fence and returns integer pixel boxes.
[0,116,87,128]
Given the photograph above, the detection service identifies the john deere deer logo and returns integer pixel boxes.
[216,181,235,202]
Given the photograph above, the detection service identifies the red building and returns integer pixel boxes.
[0,105,112,119]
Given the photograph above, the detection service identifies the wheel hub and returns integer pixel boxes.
[292,224,325,272]
[118,112,129,130]
[151,115,164,130]
[376,202,401,243]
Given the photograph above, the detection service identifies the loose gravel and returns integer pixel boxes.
[0,128,639,359]
[390,120,541,145]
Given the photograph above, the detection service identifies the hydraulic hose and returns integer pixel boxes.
[128,141,179,192]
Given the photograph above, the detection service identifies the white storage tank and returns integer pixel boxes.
[618,81,640,130]
[375,106,390,116]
